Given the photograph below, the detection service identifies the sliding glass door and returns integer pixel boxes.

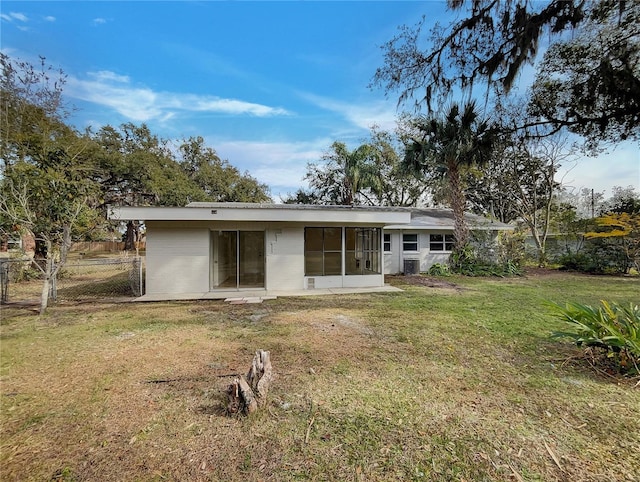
[211,231,264,289]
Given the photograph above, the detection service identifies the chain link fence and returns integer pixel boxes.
[0,256,144,305]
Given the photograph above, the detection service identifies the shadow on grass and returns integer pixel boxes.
[57,271,134,300]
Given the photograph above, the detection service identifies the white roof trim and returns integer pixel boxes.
[385,223,512,231]
[108,204,412,225]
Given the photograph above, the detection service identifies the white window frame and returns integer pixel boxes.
[429,233,455,252]
[402,233,419,252]
[383,233,391,253]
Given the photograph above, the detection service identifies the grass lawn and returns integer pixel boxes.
[1,271,638,481]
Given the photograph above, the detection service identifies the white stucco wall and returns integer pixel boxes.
[343,274,384,288]
[144,221,387,295]
[305,274,384,289]
[146,227,210,294]
[384,231,452,274]
[265,226,305,290]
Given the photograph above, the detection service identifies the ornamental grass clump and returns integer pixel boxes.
[551,301,640,375]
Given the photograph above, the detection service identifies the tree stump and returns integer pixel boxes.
[227,350,272,415]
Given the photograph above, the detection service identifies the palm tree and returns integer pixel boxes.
[404,100,495,249]
[321,141,382,205]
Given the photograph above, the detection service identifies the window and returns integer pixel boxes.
[345,228,381,275]
[304,227,382,276]
[430,234,455,251]
[402,233,418,252]
[304,227,342,276]
[383,233,391,252]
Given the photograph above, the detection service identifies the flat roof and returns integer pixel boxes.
[108,203,412,225]
[108,203,511,230]
[185,202,408,212]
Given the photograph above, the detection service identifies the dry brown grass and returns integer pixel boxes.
[1,273,639,481]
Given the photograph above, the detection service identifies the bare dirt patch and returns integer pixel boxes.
[386,274,465,291]
[309,312,374,336]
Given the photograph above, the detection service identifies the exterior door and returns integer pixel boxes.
[211,231,264,289]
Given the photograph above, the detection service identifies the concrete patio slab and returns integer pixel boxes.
[135,285,403,302]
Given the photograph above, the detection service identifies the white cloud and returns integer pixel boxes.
[10,12,28,22]
[298,91,398,132]
[210,137,332,198]
[65,70,291,122]
[1,12,28,23]
[188,95,290,117]
[89,70,130,83]
[92,18,107,25]
[44,16,56,22]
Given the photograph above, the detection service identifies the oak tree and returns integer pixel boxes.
[1,54,100,313]
[373,1,639,146]
[178,136,271,203]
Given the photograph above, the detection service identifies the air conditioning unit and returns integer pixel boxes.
[403,259,420,275]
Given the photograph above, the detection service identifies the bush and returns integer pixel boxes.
[557,252,598,273]
[497,229,527,266]
[551,301,640,375]
[556,239,630,274]
[7,261,41,282]
[428,263,450,276]
[450,244,522,277]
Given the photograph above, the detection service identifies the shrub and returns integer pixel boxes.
[7,261,41,282]
[496,229,526,266]
[556,239,630,274]
[450,244,522,277]
[428,263,450,276]
[551,301,640,375]
[557,252,598,273]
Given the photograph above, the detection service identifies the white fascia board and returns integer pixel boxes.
[384,224,453,230]
[108,205,412,225]
[384,223,512,231]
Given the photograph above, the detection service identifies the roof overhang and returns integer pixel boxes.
[108,203,412,225]
[385,210,513,231]
[384,222,513,231]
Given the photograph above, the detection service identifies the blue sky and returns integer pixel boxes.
[2,1,638,201]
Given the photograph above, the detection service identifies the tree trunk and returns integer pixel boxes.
[124,221,139,251]
[227,376,258,415]
[247,349,273,400]
[226,350,272,415]
[39,249,53,316]
[37,227,72,316]
[447,160,469,250]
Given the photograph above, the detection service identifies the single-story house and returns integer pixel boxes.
[108,203,411,298]
[108,203,511,300]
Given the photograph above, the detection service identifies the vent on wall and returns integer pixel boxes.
[307,278,315,289]
[403,259,420,275]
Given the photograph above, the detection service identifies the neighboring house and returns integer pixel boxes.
[108,203,412,299]
[384,209,513,275]
[0,232,36,255]
[108,203,511,300]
